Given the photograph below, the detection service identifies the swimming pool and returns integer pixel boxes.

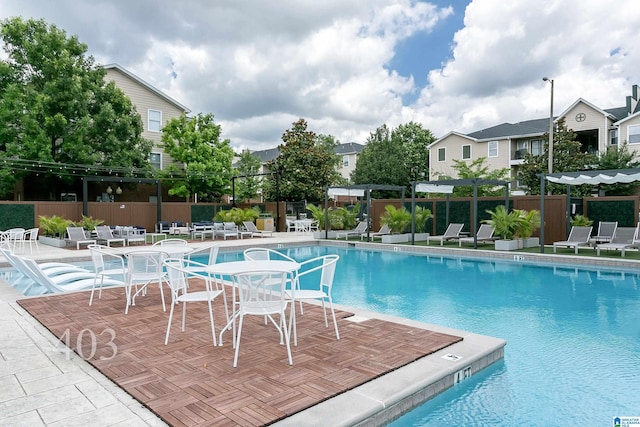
[8,245,640,425]
[271,246,640,427]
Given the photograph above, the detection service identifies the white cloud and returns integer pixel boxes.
[1,0,639,151]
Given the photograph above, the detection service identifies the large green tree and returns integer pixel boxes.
[435,157,510,197]
[263,119,342,204]
[352,122,434,193]
[518,119,598,196]
[234,150,262,203]
[392,121,434,182]
[161,113,234,202]
[594,142,640,195]
[0,17,152,199]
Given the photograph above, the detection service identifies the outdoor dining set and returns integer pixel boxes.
[85,241,340,367]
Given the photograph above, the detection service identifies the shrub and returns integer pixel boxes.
[38,215,72,238]
[380,205,411,234]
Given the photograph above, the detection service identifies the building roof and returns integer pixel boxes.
[248,142,363,164]
[102,63,191,113]
[466,118,550,140]
[334,142,364,155]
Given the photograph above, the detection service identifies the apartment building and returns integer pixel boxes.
[103,64,191,172]
[429,85,640,190]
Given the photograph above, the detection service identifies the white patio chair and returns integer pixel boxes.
[5,228,25,252]
[286,254,340,346]
[152,238,188,247]
[125,250,169,314]
[230,269,293,367]
[20,228,40,253]
[163,258,224,346]
[88,244,127,306]
[361,224,391,241]
[596,224,639,257]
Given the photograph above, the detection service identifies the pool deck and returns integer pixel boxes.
[0,234,511,426]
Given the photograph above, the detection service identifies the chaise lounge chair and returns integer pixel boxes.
[66,226,96,250]
[589,221,617,246]
[595,224,640,257]
[336,221,368,240]
[459,224,495,246]
[361,224,391,241]
[95,225,126,247]
[553,226,593,254]
[242,221,273,238]
[427,223,464,246]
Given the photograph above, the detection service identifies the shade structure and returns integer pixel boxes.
[539,168,640,253]
[411,178,510,248]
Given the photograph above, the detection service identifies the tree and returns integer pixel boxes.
[351,124,407,192]
[234,150,262,203]
[263,119,342,204]
[0,17,152,199]
[161,113,234,202]
[435,157,510,197]
[595,143,640,195]
[392,122,434,182]
[517,119,598,195]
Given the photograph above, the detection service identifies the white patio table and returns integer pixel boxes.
[206,260,301,345]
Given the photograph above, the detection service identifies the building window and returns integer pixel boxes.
[531,139,543,156]
[488,141,498,157]
[609,129,618,145]
[148,109,162,132]
[627,125,640,144]
[342,155,349,167]
[462,145,471,160]
[149,152,161,169]
[438,147,446,162]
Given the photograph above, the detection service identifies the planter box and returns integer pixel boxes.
[313,230,339,239]
[494,239,522,251]
[39,235,68,248]
[381,233,410,244]
[413,232,430,242]
[522,237,539,248]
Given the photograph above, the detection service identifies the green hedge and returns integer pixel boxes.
[0,204,35,230]
[586,200,635,227]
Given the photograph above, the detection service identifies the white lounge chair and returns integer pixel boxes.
[596,224,640,257]
[427,223,464,246]
[361,224,391,241]
[215,222,239,240]
[459,224,495,246]
[243,221,273,238]
[553,226,593,254]
[336,221,368,240]
[589,221,617,246]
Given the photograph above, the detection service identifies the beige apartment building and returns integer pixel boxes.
[429,85,640,191]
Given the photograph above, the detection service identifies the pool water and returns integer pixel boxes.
[10,246,640,425]
[272,246,640,427]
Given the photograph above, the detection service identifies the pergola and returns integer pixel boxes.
[411,178,510,248]
[82,176,162,221]
[538,168,640,253]
[321,184,406,240]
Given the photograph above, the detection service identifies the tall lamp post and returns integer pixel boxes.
[543,77,554,173]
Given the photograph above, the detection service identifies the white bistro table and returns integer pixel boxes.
[206,260,301,345]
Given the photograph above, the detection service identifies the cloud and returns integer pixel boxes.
[1,0,639,151]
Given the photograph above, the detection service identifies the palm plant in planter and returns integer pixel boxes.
[483,205,521,250]
[38,215,73,247]
[513,209,541,248]
[413,206,433,241]
[380,205,411,243]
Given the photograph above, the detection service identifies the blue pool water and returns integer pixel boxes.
[265,246,640,427]
[8,246,640,425]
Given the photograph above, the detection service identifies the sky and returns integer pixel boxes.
[1,0,639,153]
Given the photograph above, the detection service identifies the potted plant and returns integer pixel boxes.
[514,209,541,248]
[570,214,593,226]
[38,215,73,247]
[413,206,433,241]
[380,205,411,243]
[307,204,339,238]
[74,215,104,232]
[483,205,521,251]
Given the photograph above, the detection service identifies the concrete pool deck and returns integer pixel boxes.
[0,234,516,425]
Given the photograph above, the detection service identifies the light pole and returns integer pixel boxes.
[543,77,554,173]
